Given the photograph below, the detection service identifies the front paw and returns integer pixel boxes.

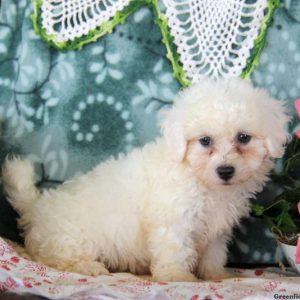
[201,269,232,281]
[68,261,110,276]
[153,271,198,282]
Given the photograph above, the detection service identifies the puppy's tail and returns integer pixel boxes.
[2,157,39,214]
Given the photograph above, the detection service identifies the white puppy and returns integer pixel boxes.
[2,78,289,282]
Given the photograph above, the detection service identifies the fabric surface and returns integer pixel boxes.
[0,0,299,265]
[0,238,299,300]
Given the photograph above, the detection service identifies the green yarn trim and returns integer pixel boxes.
[151,0,191,87]
[241,0,281,78]
[32,0,146,50]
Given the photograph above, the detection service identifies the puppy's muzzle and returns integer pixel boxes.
[216,165,235,181]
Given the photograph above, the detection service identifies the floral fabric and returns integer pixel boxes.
[0,238,300,300]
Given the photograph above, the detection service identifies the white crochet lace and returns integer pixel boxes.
[41,0,131,42]
[163,0,268,80]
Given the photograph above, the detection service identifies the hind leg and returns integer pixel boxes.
[25,229,109,276]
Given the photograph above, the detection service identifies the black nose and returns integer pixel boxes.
[217,166,235,181]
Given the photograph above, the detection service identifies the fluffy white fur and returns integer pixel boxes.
[2,78,290,282]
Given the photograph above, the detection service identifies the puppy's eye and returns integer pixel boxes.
[199,136,212,147]
[237,133,251,144]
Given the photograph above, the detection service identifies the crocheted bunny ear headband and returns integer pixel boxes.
[33,0,279,86]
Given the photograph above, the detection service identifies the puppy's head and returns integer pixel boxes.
[161,78,290,189]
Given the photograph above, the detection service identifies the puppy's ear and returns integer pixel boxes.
[265,99,290,158]
[160,109,187,162]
